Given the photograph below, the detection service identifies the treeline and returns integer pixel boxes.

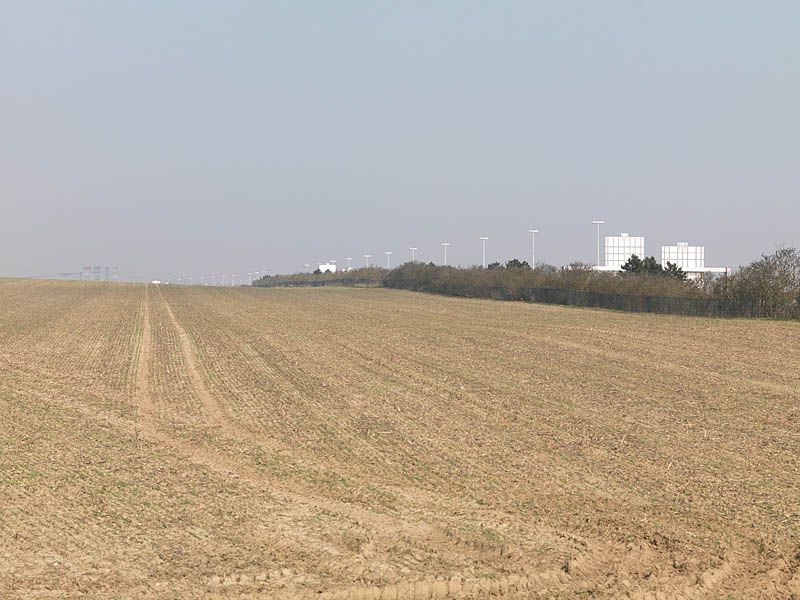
[383,247,800,319]
[252,267,387,288]
[710,246,800,318]
[252,247,800,319]
[384,260,696,299]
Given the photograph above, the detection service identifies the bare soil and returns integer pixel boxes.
[0,280,798,598]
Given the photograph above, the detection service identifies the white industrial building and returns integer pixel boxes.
[590,233,730,279]
[594,233,645,272]
[661,242,730,280]
[317,262,337,273]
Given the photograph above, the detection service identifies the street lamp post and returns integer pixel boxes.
[441,242,450,266]
[479,237,488,268]
[592,220,605,267]
[528,229,539,268]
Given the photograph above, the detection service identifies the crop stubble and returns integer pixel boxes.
[0,280,798,598]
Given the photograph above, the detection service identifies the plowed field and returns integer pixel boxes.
[1,279,798,598]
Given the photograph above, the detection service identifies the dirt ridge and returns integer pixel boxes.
[156,286,233,431]
[134,284,155,430]
[2,281,798,598]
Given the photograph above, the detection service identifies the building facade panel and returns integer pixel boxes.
[661,242,705,272]
[604,233,645,269]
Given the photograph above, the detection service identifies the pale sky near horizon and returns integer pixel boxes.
[1,2,798,281]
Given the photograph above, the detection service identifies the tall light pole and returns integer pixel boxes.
[528,229,539,268]
[592,220,605,267]
[479,237,488,268]
[304,263,311,272]
[385,251,392,269]
[441,242,450,266]
[409,247,418,262]
[345,257,352,271]
[363,254,371,267]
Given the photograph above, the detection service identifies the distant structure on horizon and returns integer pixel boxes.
[661,242,730,280]
[592,233,730,279]
[81,265,119,281]
[317,262,337,273]
[594,233,645,272]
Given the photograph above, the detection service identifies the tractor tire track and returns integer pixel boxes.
[9,355,569,597]
[3,281,794,598]
[0,361,757,600]
[134,284,156,430]
[156,285,232,432]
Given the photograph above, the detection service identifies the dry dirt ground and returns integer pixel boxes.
[0,279,798,599]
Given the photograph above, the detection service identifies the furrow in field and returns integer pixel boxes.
[155,285,232,432]
[138,290,568,589]
[154,288,761,596]
[146,288,635,594]
[134,284,156,430]
[4,350,601,598]
[2,282,798,598]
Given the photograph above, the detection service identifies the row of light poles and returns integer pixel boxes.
[315,220,606,273]
[359,230,540,271]
[476,230,539,269]
[363,248,416,268]
[169,270,271,286]
[166,219,609,284]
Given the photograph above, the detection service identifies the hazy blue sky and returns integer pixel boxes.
[1,2,798,281]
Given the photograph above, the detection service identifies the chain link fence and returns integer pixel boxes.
[518,287,765,318]
[256,279,776,318]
